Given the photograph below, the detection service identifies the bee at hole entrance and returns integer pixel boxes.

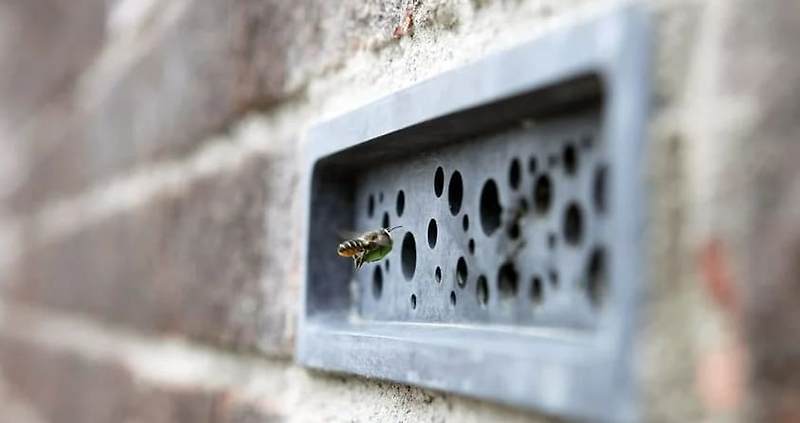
[337,226,402,270]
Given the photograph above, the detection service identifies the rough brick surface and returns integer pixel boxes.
[0,338,282,423]
[6,152,297,354]
[6,0,417,213]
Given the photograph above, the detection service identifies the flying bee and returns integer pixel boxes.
[337,226,402,270]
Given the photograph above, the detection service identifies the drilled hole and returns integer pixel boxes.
[427,219,438,248]
[434,167,445,197]
[410,294,417,310]
[587,247,608,309]
[507,222,520,239]
[450,291,457,307]
[594,165,608,214]
[528,156,538,174]
[367,194,375,218]
[548,233,557,250]
[462,215,469,231]
[372,266,383,300]
[385,259,390,272]
[448,171,464,215]
[563,143,578,175]
[497,262,518,300]
[549,269,559,287]
[401,232,416,281]
[382,212,390,229]
[533,175,552,214]
[480,179,502,235]
[456,257,468,288]
[563,202,584,246]
[476,275,489,307]
[435,266,442,283]
[396,190,405,216]
[379,192,384,203]
[468,239,476,255]
[530,275,543,305]
[509,158,521,190]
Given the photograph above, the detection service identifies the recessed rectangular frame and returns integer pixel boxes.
[297,6,650,423]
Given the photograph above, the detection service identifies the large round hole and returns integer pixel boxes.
[434,167,445,197]
[509,158,521,190]
[462,215,469,232]
[456,257,468,288]
[450,291,457,307]
[382,212,390,229]
[396,190,405,217]
[372,266,383,300]
[587,247,608,309]
[427,219,438,248]
[435,266,442,283]
[593,165,608,214]
[410,294,417,310]
[533,175,553,214]
[468,239,476,255]
[476,275,489,307]
[563,143,578,175]
[401,232,416,281]
[479,179,502,235]
[530,275,543,305]
[448,171,464,215]
[563,202,584,246]
[497,262,518,300]
[367,194,375,218]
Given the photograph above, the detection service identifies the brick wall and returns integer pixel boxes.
[1,0,798,422]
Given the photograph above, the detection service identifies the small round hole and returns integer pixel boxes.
[548,233,557,250]
[448,171,464,215]
[563,144,578,175]
[456,257,468,288]
[549,269,559,287]
[450,291,457,307]
[427,219,438,248]
[372,266,383,300]
[497,262,518,300]
[509,158,521,190]
[530,275,543,305]
[468,239,476,255]
[563,202,584,246]
[396,190,405,217]
[593,165,608,214]
[528,156,538,174]
[367,195,375,218]
[434,167,445,197]
[435,266,442,283]
[462,215,469,232]
[385,259,390,272]
[410,294,417,310]
[587,247,608,309]
[479,179,502,235]
[401,232,417,281]
[379,192,384,203]
[476,275,489,307]
[507,222,520,239]
[533,175,552,214]
[382,212,390,229]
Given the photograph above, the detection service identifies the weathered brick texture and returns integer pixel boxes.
[6,153,297,355]
[0,338,282,423]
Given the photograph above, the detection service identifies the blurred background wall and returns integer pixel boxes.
[0,0,798,422]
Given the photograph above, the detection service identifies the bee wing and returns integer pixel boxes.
[336,229,363,240]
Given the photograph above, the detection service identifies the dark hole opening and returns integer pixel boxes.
[367,194,375,218]
[468,239,476,255]
[427,219,438,248]
[448,171,464,215]
[462,214,469,232]
[509,158,521,190]
[456,257,468,288]
[480,179,502,235]
[563,202,584,246]
[401,232,416,281]
[410,294,417,310]
[563,143,578,175]
[396,190,405,217]
[434,167,445,197]
[476,275,488,307]
[533,175,553,214]
[435,266,442,283]
[382,212,390,229]
[587,247,608,309]
[528,156,538,174]
[593,165,608,214]
[372,266,383,300]
[497,262,519,300]
[450,291,457,307]
[530,275,543,305]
